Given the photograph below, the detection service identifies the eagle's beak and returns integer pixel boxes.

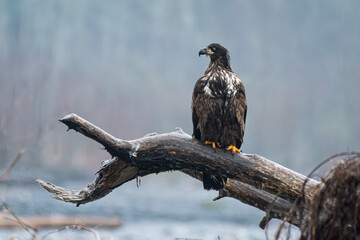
[199,48,207,56]
[198,47,214,57]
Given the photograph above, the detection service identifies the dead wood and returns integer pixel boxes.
[0,149,25,183]
[299,154,360,240]
[0,214,121,229]
[37,113,321,228]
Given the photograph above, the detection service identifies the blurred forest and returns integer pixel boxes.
[0,0,359,179]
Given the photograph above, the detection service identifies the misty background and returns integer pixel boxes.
[0,1,359,239]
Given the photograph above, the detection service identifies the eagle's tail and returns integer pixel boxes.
[202,172,226,190]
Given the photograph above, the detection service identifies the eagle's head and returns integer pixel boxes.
[199,43,231,70]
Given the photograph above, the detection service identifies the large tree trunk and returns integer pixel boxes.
[38,113,322,229]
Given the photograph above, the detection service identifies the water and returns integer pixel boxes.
[0,172,300,240]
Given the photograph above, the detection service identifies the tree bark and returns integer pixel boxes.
[37,113,320,229]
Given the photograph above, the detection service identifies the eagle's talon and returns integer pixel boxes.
[204,141,216,148]
[226,145,241,154]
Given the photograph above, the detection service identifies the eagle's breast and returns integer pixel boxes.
[202,69,241,99]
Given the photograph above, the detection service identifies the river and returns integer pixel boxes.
[0,172,300,239]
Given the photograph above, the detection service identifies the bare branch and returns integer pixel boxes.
[41,225,101,240]
[1,201,39,240]
[0,148,25,183]
[59,114,134,157]
[38,113,322,228]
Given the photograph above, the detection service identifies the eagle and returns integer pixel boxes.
[192,43,247,190]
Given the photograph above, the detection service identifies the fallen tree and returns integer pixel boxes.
[37,113,358,235]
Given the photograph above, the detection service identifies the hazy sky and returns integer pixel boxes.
[1,0,359,175]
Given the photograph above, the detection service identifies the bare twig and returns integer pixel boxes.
[0,148,39,239]
[1,201,39,240]
[41,224,101,240]
[0,148,25,183]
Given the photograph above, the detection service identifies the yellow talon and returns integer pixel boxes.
[226,145,241,153]
[205,141,218,148]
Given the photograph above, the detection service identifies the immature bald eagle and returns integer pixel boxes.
[192,43,247,190]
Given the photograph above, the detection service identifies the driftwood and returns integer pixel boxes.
[37,113,322,229]
[0,214,121,229]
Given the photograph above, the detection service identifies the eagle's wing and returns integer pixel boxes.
[234,78,247,148]
[192,106,201,140]
[191,78,207,140]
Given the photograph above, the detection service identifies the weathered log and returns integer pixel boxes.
[37,113,320,228]
[0,214,122,229]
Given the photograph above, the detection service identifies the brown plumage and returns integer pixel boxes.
[192,43,247,190]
